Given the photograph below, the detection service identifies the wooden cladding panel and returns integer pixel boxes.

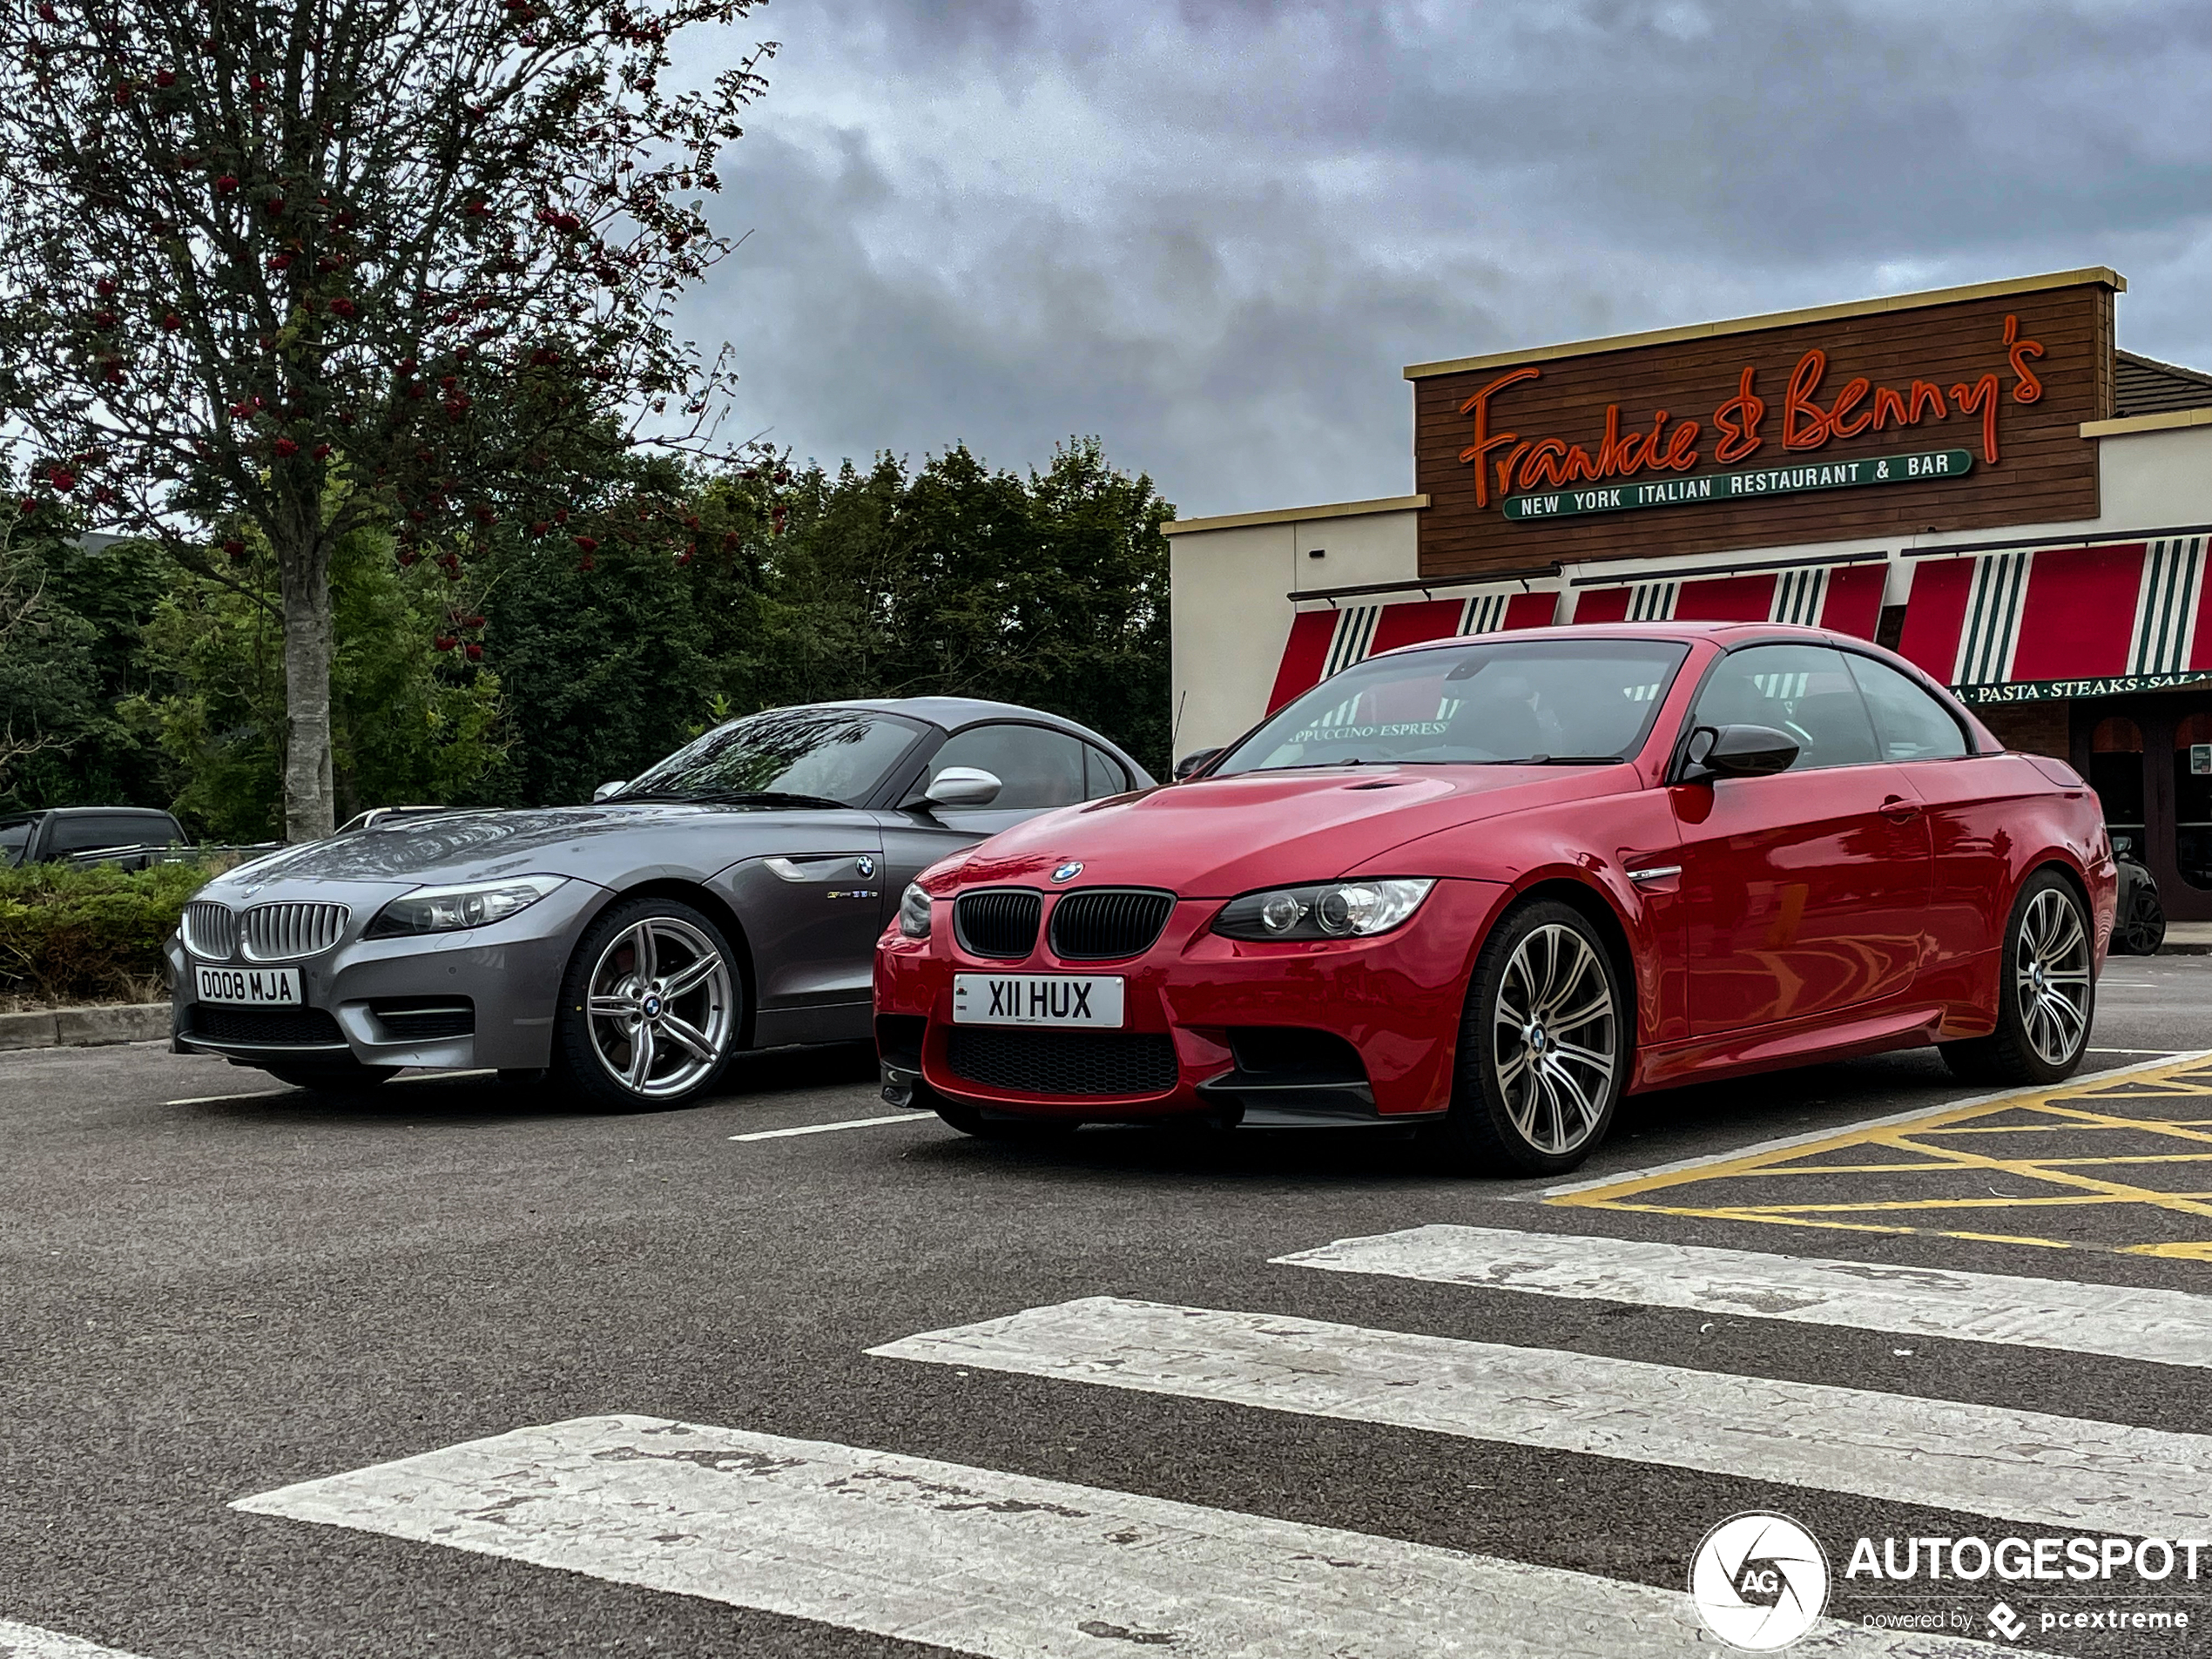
[1414,284,2112,581]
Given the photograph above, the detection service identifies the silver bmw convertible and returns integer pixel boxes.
[166,698,1152,1107]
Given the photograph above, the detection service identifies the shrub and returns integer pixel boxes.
[0,860,215,1004]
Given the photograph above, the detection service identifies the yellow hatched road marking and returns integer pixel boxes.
[1550,1051,2212,1256]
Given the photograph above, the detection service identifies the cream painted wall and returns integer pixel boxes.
[1168,507,1419,756]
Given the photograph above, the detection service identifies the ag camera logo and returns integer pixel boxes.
[1690,1512,1831,1650]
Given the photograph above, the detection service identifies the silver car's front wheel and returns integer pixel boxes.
[557,899,740,1108]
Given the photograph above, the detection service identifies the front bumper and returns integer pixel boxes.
[168,878,607,1071]
[873,878,1507,1123]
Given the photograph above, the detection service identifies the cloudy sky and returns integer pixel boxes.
[685,0,2210,520]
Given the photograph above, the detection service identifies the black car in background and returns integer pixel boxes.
[1,806,190,869]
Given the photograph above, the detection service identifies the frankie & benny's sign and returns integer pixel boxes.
[1462,316,2047,523]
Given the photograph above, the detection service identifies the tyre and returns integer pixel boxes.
[1940,870,2095,1087]
[2112,866,2166,957]
[262,1062,398,1092]
[553,895,741,1110]
[1437,899,1629,1177]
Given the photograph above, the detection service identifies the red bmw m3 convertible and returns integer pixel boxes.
[873,623,2115,1174]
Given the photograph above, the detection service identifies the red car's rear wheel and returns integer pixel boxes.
[1940,871,2095,1087]
[1440,899,1628,1176]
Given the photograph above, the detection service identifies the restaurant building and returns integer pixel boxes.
[1164,268,2212,919]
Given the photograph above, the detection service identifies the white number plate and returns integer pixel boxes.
[194,963,302,1006]
[953,973,1123,1028]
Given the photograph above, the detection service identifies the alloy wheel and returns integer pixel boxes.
[2013,886,2091,1069]
[1492,922,1618,1157]
[583,915,735,1098]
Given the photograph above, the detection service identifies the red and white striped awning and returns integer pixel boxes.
[1267,588,1558,712]
[1571,560,1887,637]
[1898,535,2211,693]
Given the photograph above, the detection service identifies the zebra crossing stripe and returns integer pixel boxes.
[1271,1224,2212,1369]
[872,1298,2212,1539]
[0,1622,149,1659]
[1952,550,2031,685]
[1770,565,1831,627]
[1320,606,1381,678]
[2129,536,2207,675]
[233,1415,2045,1659]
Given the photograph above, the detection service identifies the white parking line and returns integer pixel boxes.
[0,1621,150,1659]
[165,1068,499,1107]
[873,1298,2212,1539]
[233,1413,2040,1659]
[1274,1224,2212,1369]
[728,1113,927,1143]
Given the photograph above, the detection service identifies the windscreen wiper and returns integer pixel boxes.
[1503,754,1627,765]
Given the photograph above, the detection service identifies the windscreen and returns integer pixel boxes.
[620,708,924,806]
[1213,637,1692,773]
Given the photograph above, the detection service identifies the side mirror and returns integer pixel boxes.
[1174,747,1224,782]
[1682,724,1799,782]
[919,766,1002,809]
[592,779,628,802]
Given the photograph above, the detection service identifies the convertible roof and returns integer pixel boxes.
[815,696,1123,742]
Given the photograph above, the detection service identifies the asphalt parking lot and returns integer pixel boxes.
[3,955,2209,1659]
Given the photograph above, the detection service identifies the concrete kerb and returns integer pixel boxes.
[0,1002,171,1051]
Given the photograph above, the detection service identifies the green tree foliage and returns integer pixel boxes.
[0,0,773,838]
[0,506,104,805]
[681,438,1174,778]
[135,528,502,841]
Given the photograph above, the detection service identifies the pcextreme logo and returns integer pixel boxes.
[1689,1512,1831,1650]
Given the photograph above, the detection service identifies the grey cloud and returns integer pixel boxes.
[684,0,2209,517]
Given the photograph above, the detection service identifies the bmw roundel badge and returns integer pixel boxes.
[1052,861,1083,883]
[855,854,875,879]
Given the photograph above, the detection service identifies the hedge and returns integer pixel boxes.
[0,860,215,1004]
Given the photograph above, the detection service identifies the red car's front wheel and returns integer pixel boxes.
[1440,899,1629,1177]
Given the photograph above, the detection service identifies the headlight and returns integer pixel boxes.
[898,881,933,940]
[1211,878,1435,941]
[365,873,569,938]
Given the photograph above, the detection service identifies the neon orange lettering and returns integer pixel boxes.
[1827,376,1871,438]
[1456,366,1541,508]
[1908,380,1947,422]
[1712,367,1764,463]
[1662,420,1700,470]
[1870,385,1909,430]
[1495,442,1531,501]
[1950,373,2001,462]
[1518,437,1571,489]
[2004,315,2045,404]
[1783,351,1830,449]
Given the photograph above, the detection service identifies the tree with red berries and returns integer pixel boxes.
[0,0,773,837]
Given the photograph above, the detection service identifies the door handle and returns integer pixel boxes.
[1879,796,1922,822]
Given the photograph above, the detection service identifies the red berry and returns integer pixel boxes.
[161,312,182,331]
[464,642,483,661]
[312,443,332,459]
[273,437,299,456]
[215,174,238,193]
[571,535,598,552]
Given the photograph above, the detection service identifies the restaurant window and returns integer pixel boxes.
[2091,716,2145,862]
[2175,711,2212,891]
